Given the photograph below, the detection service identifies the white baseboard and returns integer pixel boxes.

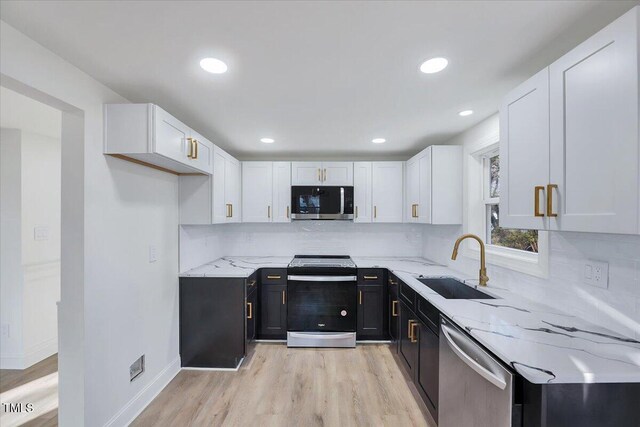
[104,356,180,427]
[0,337,57,369]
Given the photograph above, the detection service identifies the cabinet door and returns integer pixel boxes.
[353,162,372,223]
[225,157,242,223]
[357,285,384,339]
[372,162,404,223]
[291,162,323,185]
[417,148,432,224]
[212,149,227,224]
[416,322,439,422]
[431,146,462,225]
[322,162,354,186]
[398,301,418,378]
[272,162,292,222]
[405,157,420,222]
[260,284,287,339]
[388,276,399,346]
[500,69,550,230]
[549,10,638,234]
[246,289,257,343]
[242,162,273,223]
[153,105,190,163]
[188,131,214,174]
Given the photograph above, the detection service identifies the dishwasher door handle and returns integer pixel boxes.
[441,323,507,390]
[287,275,357,282]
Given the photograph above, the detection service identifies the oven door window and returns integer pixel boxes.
[287,281,357,332]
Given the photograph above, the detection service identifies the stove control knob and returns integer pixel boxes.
[341,310,347,317]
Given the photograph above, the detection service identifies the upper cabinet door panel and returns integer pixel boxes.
[353,162,372,223]
[417,149,432,224]
[549,9,639,233]
[405,158,420,223]
[499,68,550,230]
[212,150,228,224]
[291,162,323,185]
[225,157,242,223]
[372,162,404,223]
[272,162,292,222]
[188,130,214,174]
[322,162,354,186]
[153,106,190,163]
[242,162,273,223]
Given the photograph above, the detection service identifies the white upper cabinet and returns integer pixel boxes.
[372,162,404,223]
[500,7,639,234]
[291,161,353,185]
[405,146,462,224]
[353,162,373,223]
[179,145,242,224]
[499,68,550,230]
[272,162,292,223]
[104,103,213,175]
[242,162,273,223]
[548,7,639,234]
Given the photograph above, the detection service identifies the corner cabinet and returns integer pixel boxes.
[179,145,242,224]
[353,162,404,223]
[242,161,291,223]
[501,7,640,234]
[104,103,213,175]
[291,161,353,186]
[405,146,462,224]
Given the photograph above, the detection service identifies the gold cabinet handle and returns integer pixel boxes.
[408,320,415,340]
[267,275,281,280]
[374,206,377,219]
[225,204,231,218]
[186,137,194,158]
[247,302,253,319]
[410,321,418,343]
[268,205,271,219]
[414,204,418,218]
[355,206,358,219]
[363,275,378,280]
[230,204,233,218]
[194,139,198,159]
[546,184,558,217]
[286,206,290,219]
[392,300,398,317]
[359,290,363,305]
[534,186,545,217]
[282,290,286,305]
[323,168,327,182]
[389,279,398,285]
[318,168,321,182]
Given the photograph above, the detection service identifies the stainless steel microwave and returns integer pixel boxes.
[290,186,354,220]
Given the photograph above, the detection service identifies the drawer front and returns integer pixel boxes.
[358,268,384,285]
[417,296,439,335]
[399,281,416,310]
[261,268,287,285]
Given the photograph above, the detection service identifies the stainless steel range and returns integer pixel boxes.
[286,255,357,348]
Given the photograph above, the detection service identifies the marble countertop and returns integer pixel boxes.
[180,256,640,384]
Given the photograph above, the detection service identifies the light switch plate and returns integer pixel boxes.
[583,260,608,289]
[34,226,49,241]
[148,245,157,263]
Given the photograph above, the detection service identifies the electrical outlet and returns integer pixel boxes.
[130,355,145,382]
[583,260,609,289]
[148,245,157,263]
[34,226,49,241]
[1,323,9,339]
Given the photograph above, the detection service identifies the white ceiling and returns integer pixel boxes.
[1,1,637,159]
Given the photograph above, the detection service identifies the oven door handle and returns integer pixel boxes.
[287,275,357,282]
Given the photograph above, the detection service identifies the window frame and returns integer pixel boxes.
[463,140,549,279]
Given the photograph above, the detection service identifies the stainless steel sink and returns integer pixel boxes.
[417,277,496,299]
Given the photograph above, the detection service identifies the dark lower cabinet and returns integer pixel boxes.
[357,284,385,339]
[416,321,439,423]
[246,285,258,343]
[259,283,287,339]
[388,275,399,349]
[180,277,245,368]
[399,300,419,378]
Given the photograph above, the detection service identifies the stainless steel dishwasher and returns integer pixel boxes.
[439,316,517,427]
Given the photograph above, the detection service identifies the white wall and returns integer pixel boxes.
[180,222,425,272]
[426,114,640,340]
[1,20,180,427]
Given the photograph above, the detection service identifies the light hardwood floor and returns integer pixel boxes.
[134,343,434,427]
[0,354,58,427]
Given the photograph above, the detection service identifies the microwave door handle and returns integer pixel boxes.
[441,324,507,390]
[340,187,344,214]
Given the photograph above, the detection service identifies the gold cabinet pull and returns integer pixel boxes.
[192,139,198,160]
[412,204,416,218]
[230,204,233,218]
[389,279,398,285]
[359,290,363,305]
[363,275,378,280]
[267,275,281,280]
[286,206,290,219]
[355,206,358,219]
[323,168,327,182]
[534,186,545,217]
[392,300,398,317]
[225,204,231,218]
[247,302,253,319]
[546,184,558,217]
[410,321,418,343]
[186,137,194,158]
[268,205,271,219]
[408,320,415,340]
[374,206,377,219]
[282,290,286,305]
[414,204,418,218]
[318,168,321,182]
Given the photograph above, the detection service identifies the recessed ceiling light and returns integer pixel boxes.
[420,57,448,74]
[458,110,474,117]
[372,138,386,144]
[199,57,228,74]
[260,137,275,143]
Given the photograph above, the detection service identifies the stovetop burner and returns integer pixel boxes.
[288,255,356,269]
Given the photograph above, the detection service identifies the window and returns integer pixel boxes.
[482,151,539,253]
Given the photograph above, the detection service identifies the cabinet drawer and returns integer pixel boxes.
[417,296,439,335]
[399,281,416,310]
[358,269,384,285]
[261,269,287,285]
